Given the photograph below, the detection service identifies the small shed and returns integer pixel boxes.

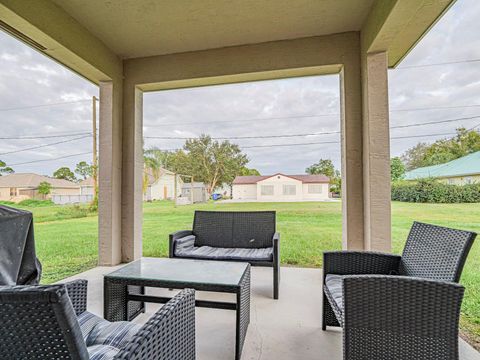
[181,182,207,203]
[145,168,183,201]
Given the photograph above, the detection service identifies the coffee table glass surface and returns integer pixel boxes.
[105,257,248,286]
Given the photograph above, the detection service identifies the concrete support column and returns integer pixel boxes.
[98,81,123,265]
[362,51,391,252]
[340,56,365,250]
[121,85,144,262]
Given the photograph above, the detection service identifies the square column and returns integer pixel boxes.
[340,59,365,251]
[121,86,144,262]
[98,81,123,265]
[362,51,391,252]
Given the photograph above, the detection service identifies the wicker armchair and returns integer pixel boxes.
[170,210,280,299]
[323,221,476,360]
[0,279,196,360]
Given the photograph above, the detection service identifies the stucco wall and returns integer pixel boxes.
[50,187,80,196]
[0,188,11,201]
[302,183,330,200]
[81,186,95,196]
[147,175,183,200]
[437,175,480,185]
[232,184,257,200]
[257,175,302,202]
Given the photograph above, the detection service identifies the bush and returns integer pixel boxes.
[392,179,480,203]
[0,200,15,205]
[55,204,89,219]
[17,199,54,207]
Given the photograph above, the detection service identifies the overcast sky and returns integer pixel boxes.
[1,0,479,176]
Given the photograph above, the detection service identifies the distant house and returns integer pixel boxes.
[404,151,480,185]
[181,182,207,203]
[215,183,232,198]
[144,168,184,201]
[79,177,95,195]
[0,173,79,201]
[232,173,330,201]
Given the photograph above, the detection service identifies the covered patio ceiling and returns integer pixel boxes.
[0,0,456,265]
[51,0,376,59]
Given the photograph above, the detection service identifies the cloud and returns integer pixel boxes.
[0,0,479,176]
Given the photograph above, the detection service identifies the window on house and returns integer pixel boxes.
[308,184,322,194]
[261,185,274,196]
[283,184,296,195]
[465,177,472,184]
[448,178,454,185]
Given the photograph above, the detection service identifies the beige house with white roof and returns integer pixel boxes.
[0,173,79,201]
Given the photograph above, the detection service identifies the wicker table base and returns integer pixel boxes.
[104,258,251,360]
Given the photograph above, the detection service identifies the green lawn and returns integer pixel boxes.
[13,200,480,348]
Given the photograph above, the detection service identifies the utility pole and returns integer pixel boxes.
[92,96,98,202]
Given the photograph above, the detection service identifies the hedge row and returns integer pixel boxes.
[391,179,480,203]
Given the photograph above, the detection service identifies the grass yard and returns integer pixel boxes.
[9,200,480,348]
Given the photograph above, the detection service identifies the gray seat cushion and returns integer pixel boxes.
[324,274,344,312]
[78,311,141,359]
[175,244,272,261]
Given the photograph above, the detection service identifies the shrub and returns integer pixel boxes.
[0,200,15,205]
[392,179,480,203]
[55,204,89,219]
[17,199,54,207]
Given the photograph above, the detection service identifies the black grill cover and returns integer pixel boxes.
[0,205,41,285]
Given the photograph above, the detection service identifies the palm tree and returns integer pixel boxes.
[143,153,162,195]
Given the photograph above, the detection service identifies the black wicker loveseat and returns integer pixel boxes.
[169,210,280,299]
[323,221,476,360]
[0,279,196,360]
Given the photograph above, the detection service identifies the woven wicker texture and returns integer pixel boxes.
[104,280,145,322]
[0,284,90,359]
[193,211,275,248]
[65,279,88,316]
[171,212,279,299]
[115,289,196,360]
[322,221,476,360]
[399,221,476,282]
[236,266,251,360]
[343,276,464,360]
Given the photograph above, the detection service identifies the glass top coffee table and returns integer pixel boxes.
[104,258,251,360]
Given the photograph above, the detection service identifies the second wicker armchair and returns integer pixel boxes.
[322,221,476,360]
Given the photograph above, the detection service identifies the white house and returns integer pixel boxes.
[144,168,183,201]
[79,177,95,196]
[232,174,330,202]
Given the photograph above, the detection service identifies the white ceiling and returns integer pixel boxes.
[52,0,375,59]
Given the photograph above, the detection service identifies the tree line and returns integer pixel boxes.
[391,127,480,181]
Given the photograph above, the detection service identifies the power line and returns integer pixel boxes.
[396,58,480,70]
[242,140,340,149]
[9,151,92,166]
[0,135,91,156]
[144,113,340,127]
[391,104,480,112]
[143,115,479,141]
[143,105,480,128]
[144,130,467,152]
[0,99,91,112]
[390,115,480,129]
[145,130,341,140]
[0,131,92,140]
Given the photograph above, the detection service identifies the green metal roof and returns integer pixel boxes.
[404,151,480,180]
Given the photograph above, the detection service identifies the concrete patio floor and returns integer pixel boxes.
[64,264,480,360]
